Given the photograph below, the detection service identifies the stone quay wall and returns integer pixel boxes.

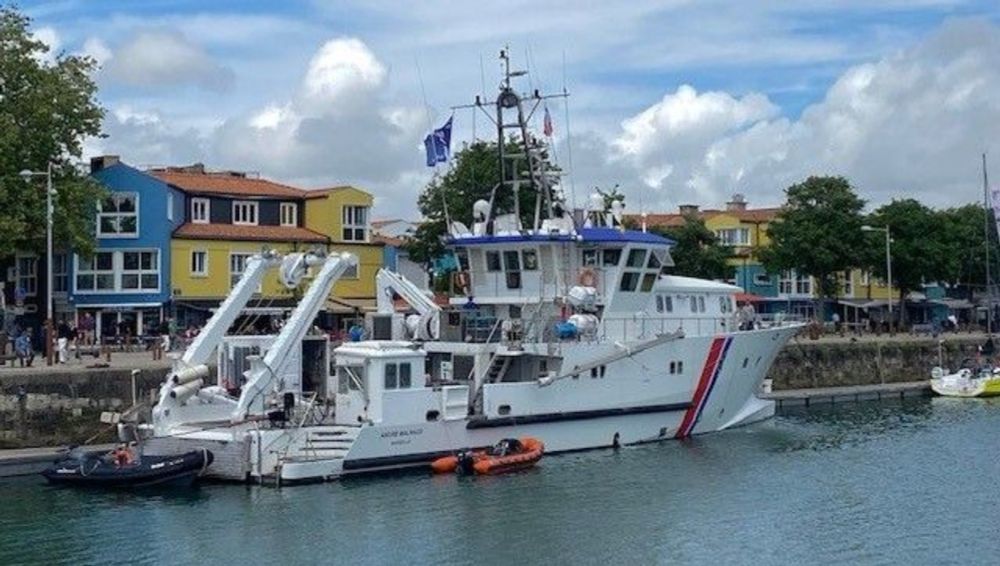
[768,336,984,390]
[0,368,168,449]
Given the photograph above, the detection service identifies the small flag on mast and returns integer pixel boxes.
[543,106,554,137]
[424,117,453,167]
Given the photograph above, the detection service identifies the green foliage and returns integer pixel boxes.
[405,140,545,266]
[760,176,867,298]
[0,6,105,258]
[652,216,732,280]
[864,200,946,307]
[938,204,995,292]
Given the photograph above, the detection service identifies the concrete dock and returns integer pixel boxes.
[762,380,932,408]
[0,443,115,478]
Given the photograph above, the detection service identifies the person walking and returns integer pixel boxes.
[56,319,71,364]
[79,312,95,346]
[15,328,34,367]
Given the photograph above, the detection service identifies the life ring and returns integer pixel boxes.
[454,270,471,294]
[578,268,597,287]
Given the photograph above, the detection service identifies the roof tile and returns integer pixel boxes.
[173,223,329,243]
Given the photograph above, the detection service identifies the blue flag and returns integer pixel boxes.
[424,117,452,167]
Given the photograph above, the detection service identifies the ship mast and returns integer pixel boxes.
[454,48,568,234]
[984,153,993,336]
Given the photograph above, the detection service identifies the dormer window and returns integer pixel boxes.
[280,203,298,227]
[233,201,258,225]
[191,198,210,224]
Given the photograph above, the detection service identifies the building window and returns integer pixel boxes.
[780,270,811,295]
[75,252,115,291]
[121,251,159,291]
[230,252,254,288]
[97,192,138,237]
[191,250,208,276]
[753,273,772,286]
[280,203,298,227]
[52,253,67,293]
[191,198,210,223]
[167,192,174,222]
[233,201,258,225]
[15,255,37,297]
[715,228,750,246]
[343,262,359,279]
[860,271,871,286]
[842,270,853,296]
[342,205,369,241]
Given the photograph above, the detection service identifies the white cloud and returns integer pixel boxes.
[102,29,234,92]
[78,37,112,66]
[32,26,60,63]
[600,18,1000,211]
[209,38,426,196]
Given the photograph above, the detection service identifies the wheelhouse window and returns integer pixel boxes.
[280,202,298,227]
[522,249,538,271]
[121,250,159,291]
[486,251,502,272]
[602,249,622,267]
[342,205,369,241]
[383,362,412,389]
[97,192,138,237]
[582,249,598,267]
[233,201,258,225]
[503,251,521,271]
[191,198,210,223]
[619,271,640,292]
[640,273,657,292]
[626,248,647,268]
[75,252,115,292]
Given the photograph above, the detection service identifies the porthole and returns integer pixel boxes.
[499,405,511,416]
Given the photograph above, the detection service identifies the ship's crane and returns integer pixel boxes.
[375,268,440,341]
[231,251,358,422]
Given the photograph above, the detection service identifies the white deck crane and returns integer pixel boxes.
[231,251,357,422]
[375,268,440,340]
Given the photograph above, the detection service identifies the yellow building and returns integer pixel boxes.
[637,194,898,320]
[152,165,382,328]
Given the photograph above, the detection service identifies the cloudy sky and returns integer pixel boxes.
[24,0,1000,218]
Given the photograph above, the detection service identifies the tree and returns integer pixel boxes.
[865,199,953,320]
[938,204,994,297]
[760,176,867,302]
[651,215,732,280]
[0,7,105,258]
[405,139,548,266]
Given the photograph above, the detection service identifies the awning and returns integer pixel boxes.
[735,293,764,303]
[325,297,377,314]
[837,299,869,308]
[930,298,975,310]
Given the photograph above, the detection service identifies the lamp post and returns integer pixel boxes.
[862,225,893,333]
[19,163,55,366]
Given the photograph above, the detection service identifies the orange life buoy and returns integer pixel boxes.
[578,268,597,287]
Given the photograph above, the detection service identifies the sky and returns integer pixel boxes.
[21,0,1000,219]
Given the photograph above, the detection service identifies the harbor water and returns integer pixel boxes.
[2,397,998,565]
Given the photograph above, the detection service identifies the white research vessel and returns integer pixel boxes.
[143,51,803,484]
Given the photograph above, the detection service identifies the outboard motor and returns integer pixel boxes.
[456,450,476,475]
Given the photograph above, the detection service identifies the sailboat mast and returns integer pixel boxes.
[984,152,993,336]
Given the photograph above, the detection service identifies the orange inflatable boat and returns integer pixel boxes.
[431,437,544,475]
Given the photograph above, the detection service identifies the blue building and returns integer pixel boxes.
[67,156,183,337]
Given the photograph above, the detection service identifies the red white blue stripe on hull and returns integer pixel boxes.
[676,336,733,438]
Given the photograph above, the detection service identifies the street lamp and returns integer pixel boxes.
[19,163,55,366]
[862,225,893,333]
